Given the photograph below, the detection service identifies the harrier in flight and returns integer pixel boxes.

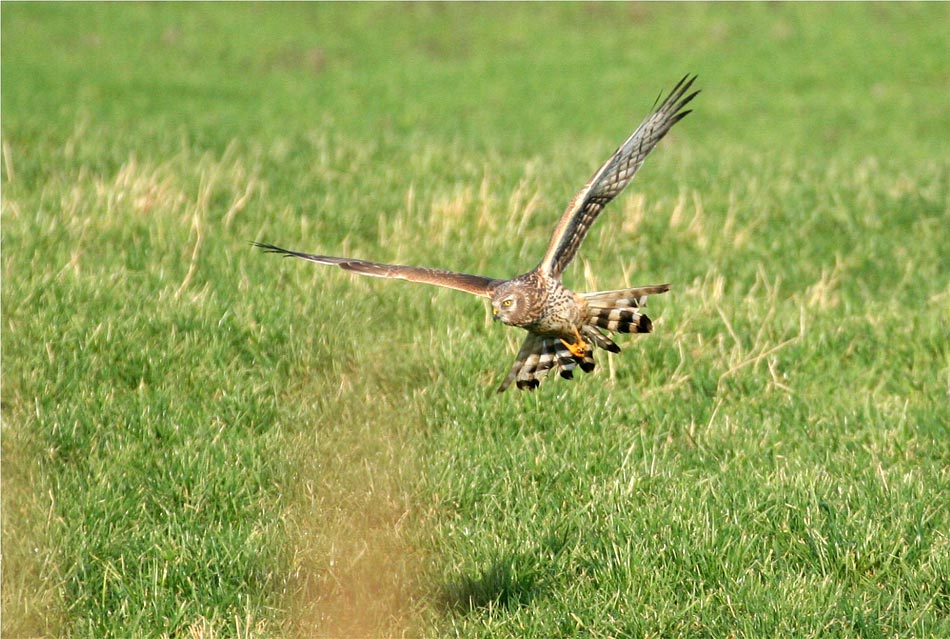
[255,75,698,392]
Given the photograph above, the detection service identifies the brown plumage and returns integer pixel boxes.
[254,75,698,392]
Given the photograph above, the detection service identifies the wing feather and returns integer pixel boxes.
[497,333,544,393]
[539,75,699,278]
[252,242,500,297]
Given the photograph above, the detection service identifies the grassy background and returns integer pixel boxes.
[2,3,948,637]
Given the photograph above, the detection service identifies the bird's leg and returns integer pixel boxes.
[560,326,590,359]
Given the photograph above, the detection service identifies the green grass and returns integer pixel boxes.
[2,3,948,637]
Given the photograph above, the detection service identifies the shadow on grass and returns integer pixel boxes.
[439,528,574,613]
[440,551,544,612]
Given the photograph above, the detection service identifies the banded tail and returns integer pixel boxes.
[497,284,670,392]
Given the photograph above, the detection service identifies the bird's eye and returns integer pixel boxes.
[502,299,513,308]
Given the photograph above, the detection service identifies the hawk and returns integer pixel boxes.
[255,75,698,392]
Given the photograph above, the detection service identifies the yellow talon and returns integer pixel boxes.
[560,327,589,359]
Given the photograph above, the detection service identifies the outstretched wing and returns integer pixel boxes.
[253,242,501,297]
[538,75,699,278]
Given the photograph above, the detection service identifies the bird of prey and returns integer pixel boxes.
[255,75,698,392]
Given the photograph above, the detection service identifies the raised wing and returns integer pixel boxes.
[252,242,501,298]
[538,75,699,278]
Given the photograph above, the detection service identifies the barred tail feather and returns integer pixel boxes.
[583,284,670,334]
[497,334,595,393]
[581,324,621,353]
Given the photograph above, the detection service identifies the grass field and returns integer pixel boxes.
[2,3,948,638]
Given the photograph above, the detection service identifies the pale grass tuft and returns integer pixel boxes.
[508,171,545,238]
[182,614,270,639]
[641,341,692,399]
[90,141,260,227]
[714,271,802,396]
[3,138,15,182]
[429,183,475,246]
[720,188,764,250]
[665,189,709,249]
[803,256,843,311]
[679,269,801,398]
[223,172,262,229]
[95,158,189,217]
[684,271,726,312]
[580,257,600,293]
[179,167,226,297]
[685,189,708,250]
[667,190,687,229]
[1,197,23,221]
[477,171,494,233]
[174,189,207,300]
[619,192,647,236]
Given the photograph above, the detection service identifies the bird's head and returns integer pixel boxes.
[490,280,534,327]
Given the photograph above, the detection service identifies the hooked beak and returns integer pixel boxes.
[492,306,500,321]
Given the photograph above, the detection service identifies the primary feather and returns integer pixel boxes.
[538,75,698,278]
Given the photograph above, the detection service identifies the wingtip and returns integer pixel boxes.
[251,241,300,258]
[670,73,697,97]
[654,75,700,114]
[679,73,699,90]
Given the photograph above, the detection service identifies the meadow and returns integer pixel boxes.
[2,3,948,637]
